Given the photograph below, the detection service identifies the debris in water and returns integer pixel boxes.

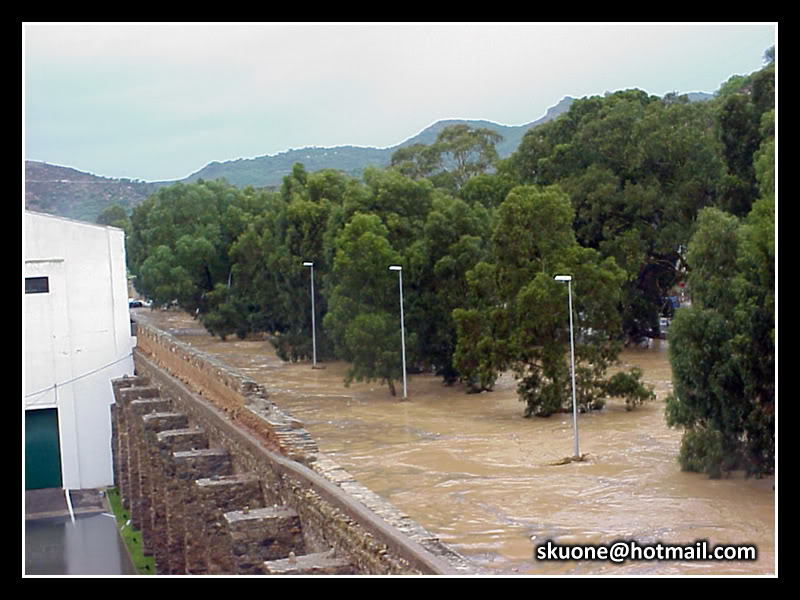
[547,453,591,466]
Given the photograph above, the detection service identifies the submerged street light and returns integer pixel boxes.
[303,262,317,367]
[554,274,580,458]
[389,265,408,399]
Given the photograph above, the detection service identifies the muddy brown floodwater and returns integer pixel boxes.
[133,309,776,576]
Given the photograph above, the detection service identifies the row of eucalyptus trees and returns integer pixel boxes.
[114,52,774,476]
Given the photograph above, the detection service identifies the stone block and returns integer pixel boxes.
[118,385,160,404]
[141,411,189,434]
[263,551,356,575]
[164,449,233,574]
[191,475,265,574]
[172,448,233,480]
[111,375,149,390]
[155,428,209,453]
[130,398,172,417]
[224,506,305,574]
[148,429,208,573]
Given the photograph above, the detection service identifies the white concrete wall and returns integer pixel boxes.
[25,212,136,490]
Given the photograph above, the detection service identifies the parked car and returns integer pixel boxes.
[128,298,143,308]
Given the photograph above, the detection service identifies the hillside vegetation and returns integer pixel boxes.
[25,96,578,222]
[25,161,159,223]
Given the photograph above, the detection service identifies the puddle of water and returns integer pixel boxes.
[25,513,137,575]
[134,311,776,575]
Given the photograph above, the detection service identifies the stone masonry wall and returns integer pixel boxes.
[113,320,474,575]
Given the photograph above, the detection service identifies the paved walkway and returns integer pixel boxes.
[25,488,137,575]
[25,487,107,520]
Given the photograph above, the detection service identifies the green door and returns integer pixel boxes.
[25,409,63,490]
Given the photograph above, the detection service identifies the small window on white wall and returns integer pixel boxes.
[25,276,50,294]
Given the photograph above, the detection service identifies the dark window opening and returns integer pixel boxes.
[25,277,50,294]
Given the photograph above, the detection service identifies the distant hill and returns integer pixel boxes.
[182,145,394,188]
[24,161,159,223]
[24,92,711,223]
[181,96,577,188]
[686,92,714,103]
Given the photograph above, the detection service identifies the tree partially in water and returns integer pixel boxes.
[664,54,775,478]
[323,212,405,395]
[452,184,654,416]
[123,49,774,438]
[665,201,774,478]
[666,106,774,478]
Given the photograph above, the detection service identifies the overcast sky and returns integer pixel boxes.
[23,23,776,183]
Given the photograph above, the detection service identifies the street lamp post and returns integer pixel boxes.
[554,274,580,458]
[389,265,407,399]
[303,262,317,367]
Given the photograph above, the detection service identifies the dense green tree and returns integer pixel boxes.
[715,61,774,218]
[122,50,774,448]
[280,163,309,203]
[502,95,606,187]
[96,203,130,230]
[665,200,774,477]
[201,282,251,341]
[667,97,775,478]
[404,193,491,382]
[136,244,194,308]
[207,174,340,357]
[435,124,503,189]
[128,179,274,320]
[390,124,503,191]
[754,110,775,203]
[502,88,730,340]
[222,202,288,337]
[457,172,516,210]
[359,167,434,251]
[126,195,155,277]
[715,74,750,100]
[453,184,653,415]
[717,94,761,217]
[390,143,442,180]
[323,212,405,395]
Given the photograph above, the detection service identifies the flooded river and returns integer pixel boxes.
[133,309,776,576]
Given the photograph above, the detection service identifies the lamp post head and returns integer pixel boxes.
[389,265,402,271]
[554,275,572,282]
[303,262,313,267]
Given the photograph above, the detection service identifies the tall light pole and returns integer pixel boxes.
[554,274,579,458]
[303,262,317,367]
[389,265,407,399]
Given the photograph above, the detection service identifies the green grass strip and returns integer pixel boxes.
[105,487,156,575]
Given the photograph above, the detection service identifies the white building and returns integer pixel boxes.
[24,211,136,491]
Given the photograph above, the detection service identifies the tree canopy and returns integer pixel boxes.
[665,107,775,478]
[124,53,775,476]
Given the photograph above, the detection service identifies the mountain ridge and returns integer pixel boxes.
[25,92,712,222]
[178,96,578,188]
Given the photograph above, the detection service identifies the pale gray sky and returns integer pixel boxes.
[23,23,776,182]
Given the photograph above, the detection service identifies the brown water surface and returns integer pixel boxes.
[134,309,776,575]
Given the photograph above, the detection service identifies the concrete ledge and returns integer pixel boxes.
[263,551,356,575]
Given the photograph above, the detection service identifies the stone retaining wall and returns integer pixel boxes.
[114,320,474,575]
